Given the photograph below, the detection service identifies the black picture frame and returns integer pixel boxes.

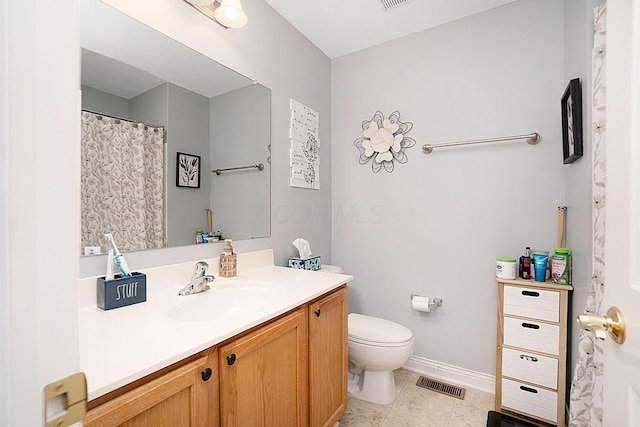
[176,152,201,188]
[561,78,583,164]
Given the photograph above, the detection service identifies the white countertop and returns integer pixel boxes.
[78,250,352,400]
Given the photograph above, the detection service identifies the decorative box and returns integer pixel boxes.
[288,255,321,271]
[97,272,147,310]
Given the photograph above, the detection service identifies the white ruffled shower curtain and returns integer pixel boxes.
[568,4,606,426]
[81,111,166,254]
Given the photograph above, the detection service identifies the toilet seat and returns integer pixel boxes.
[348,313,413,347]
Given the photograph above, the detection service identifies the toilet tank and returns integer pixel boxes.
[320,265,343,274]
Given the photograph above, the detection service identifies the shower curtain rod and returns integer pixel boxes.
[421,132,541,154]
[82,109,166,131]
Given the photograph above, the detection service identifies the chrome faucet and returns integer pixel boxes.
[178,261,215,296]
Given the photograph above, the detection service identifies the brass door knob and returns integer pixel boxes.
[576,306,626,344]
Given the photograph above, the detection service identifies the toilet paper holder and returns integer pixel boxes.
[411,294,443,309]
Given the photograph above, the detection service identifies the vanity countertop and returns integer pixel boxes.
[78,249,352,400]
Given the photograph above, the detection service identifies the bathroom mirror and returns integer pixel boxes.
[80,0,271,256]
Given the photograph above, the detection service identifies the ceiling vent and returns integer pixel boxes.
[379,0,413,11]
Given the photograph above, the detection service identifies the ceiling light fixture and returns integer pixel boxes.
[184,0,248,29]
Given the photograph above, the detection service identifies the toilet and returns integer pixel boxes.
[347,313,414,405]
[320,265,415,405]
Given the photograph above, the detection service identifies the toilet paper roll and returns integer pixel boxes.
[411,296,431,312]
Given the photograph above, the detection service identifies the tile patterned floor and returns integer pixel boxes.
[338,369,495,427]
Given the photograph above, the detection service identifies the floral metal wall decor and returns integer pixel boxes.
[354,111,415,173]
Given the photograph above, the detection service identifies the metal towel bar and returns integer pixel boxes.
[212,163,265,175]
[422,132,541,154]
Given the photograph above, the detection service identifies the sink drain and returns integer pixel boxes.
[416,376,466,399]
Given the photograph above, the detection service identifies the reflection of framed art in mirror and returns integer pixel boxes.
[561,78,583,164]
[176,152,201,188]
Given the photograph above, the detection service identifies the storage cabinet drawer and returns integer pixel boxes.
[501,348,558,389]
[503,317,559,355]
[503,286,559,322]
[501,378,557,423]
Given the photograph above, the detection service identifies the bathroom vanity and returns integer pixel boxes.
[78,250,350,426]
[494,278,573,427]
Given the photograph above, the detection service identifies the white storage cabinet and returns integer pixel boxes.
[495,278,573,427]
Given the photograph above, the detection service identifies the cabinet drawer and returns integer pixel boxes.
[502,348,558,389]
[503,286,559,322]
[501,378,557,423]
[503,317,559,355]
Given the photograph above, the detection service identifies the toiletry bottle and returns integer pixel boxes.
[551,248,571,284]
[196,229,203,244]
[520,247,532,280]
[220,239,237,278]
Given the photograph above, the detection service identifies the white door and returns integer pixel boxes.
[1,0,82,426]
[602,0,640,425]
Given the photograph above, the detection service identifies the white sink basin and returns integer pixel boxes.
[168,280,286,322]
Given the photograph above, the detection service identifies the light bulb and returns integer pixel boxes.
[223,5,239,20]
[214,0,247,28]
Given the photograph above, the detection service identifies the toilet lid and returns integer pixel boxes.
[348,313,413,345]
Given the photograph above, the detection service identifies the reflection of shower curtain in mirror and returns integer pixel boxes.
[81,111,166,254]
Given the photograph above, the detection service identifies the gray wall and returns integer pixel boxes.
[210,84,271,240]
[166,83,211,246]
[81,85,129,117]
[331,0,565,375]
[80,0,332,276]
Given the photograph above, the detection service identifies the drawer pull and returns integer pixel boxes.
[522,322,540,330]
[519,385,539,394]
[521,290,540,297]
[520,354,538,362]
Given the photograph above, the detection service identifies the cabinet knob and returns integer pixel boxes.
[227,354,237,366]
[315,309,321,317]
[201,368,212,381]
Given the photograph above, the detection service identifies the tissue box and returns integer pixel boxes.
[288,256,321,271]
[97,272,147,310]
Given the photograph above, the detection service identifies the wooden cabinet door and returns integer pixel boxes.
[219,308,308,427]
[308,286,348,427]
[84,354,216,427]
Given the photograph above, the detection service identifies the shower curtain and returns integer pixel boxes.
[568,4,606,426]
[81,111,166,254]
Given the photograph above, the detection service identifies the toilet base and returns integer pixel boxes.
[347,369,397,405]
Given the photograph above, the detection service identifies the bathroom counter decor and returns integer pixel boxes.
[494,277,573,426]
[288,255,322,270]
[77,249,352,401]
[96,272,147,310]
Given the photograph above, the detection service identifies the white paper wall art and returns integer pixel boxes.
[289,99,320,189]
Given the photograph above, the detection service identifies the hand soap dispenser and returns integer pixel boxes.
[220,239,237,278]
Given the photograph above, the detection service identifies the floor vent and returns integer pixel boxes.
[379,0,414,11]
[416,376,466,400]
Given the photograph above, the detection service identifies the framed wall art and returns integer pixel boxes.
[561,78,583,164]
[176,152,201,188]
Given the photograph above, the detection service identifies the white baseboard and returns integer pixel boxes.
[402,355,496,394]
